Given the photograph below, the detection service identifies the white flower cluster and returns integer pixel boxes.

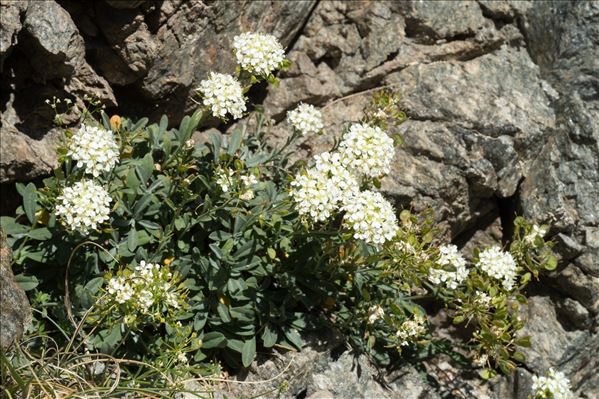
[289,121,398,245]
[396,314,426,347]
[106,261,182,323]
[531,368,572,399]
[232,32,285,76]
[55,180,111,233]
[342,190,399,246]
[287,103,324,136]
[525,224,547,244]
[197,72,246,120]
[367,305,385,324]
[67,124,119,177]
[477,246,518,290]
[474,291,492,308]
[215,167,234,192]
[239,173,258,200]
[338,123,395,179]
[291,152,359,223]
[429,244,469,289]
[215,167,258,200]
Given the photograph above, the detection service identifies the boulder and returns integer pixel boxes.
[0,230,32,350]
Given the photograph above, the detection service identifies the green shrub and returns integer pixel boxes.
[1,31,559,396]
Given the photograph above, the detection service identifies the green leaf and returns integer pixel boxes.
[514,336,531,348]
[133,194,154,219]
[512,351,526,363]
[544,255,558,271]
[101,111,111,130]
[241,337,256,368]
[208,131,221,163]
[202,332,226,349]
[267,248,276,259]
[138,220,161,230]
[21,183,38,224]
[136,153,154,185]
[127,228,138,252]
[227,130,243,155]
[284,328,302,350]
[0,217,28,235]
[452,315,465,325]
[27,228,52,241]
[261,324,278,348]
[15,274,38,291]
[159,115,168,134]
[479,369,494,380]
[217,303,231,323]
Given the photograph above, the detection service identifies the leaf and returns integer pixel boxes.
[159,115,169,134]
[15,274,38,291]
[138,220,161,230]
[514,336,531,348]
[512,351,526,363]
[0,217,28,235]
[479,369,494,380]
[208,131,222,163]
[452,315,465,325]
[127,228,138,252]
[101,111,111,130]
[133,194,154,219]
[131,117,148,132]
[21,183,38,224]
[284,328,302,350]
[544,255,558,271]
[136,153,154,186]
[241,337,256,368]
[27,227,52,241]
[261,324,278,348]
[217,303,231,323]
[202,332,226,349]
[227,130,243,155]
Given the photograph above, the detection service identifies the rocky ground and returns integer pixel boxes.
[1,1,597,398]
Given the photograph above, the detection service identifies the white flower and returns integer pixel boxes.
[215,167,234,192]
[55,180,112,233]
[239,189,255,201]
[475,291,492,308]
[525,224,547,244]
[240,173,258,187]
[197,72,246,120]
[429,244,469,289]
[367,305,385,324]
[67,124,119,177]
[106,260,183,322]
[184,139,195,149]
[338,123,395,179]
[287,103,324,136]
[176,352,188,364]
[396,314,426,347]
[477,246,518,290]
[107,276,134,304]
[342,190,399,246]
[232,32,285,76]
[290,152,359,223]
[531,368,572,399]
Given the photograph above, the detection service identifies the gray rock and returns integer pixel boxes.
[0,0,28,66]
[0,125,59,183]
[518,0,599,316]
[518,296,588,372]
[0,229,32,350]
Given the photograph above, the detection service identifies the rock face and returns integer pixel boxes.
[0,230,32,350]
[1,0,598,397]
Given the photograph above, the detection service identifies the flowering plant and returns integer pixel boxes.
[2,31,561,395]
